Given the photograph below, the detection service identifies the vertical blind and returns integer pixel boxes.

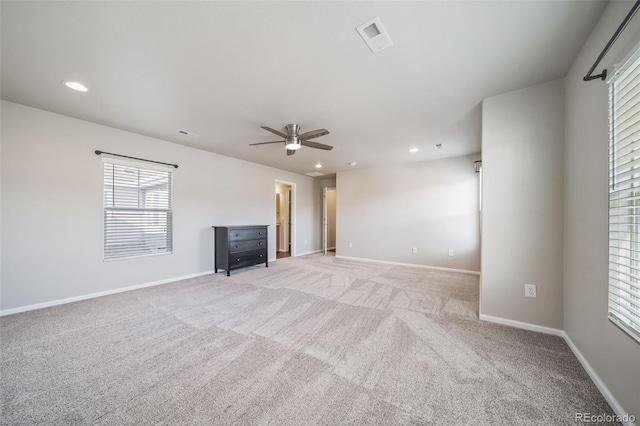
[608,47,640,343]
[103,159,173,260]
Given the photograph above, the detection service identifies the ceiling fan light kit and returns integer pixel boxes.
[250,123,333,156]
[285,139,301,150]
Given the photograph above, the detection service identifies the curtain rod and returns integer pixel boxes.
[584,0,640,82]
[95,150,179,168]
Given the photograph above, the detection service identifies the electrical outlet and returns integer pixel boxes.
[525,284,537,298]
[448,249,454,257]
[348,242,353,248]
[412,247,418,253]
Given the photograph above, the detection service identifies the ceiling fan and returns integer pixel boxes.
[250,124,332,156]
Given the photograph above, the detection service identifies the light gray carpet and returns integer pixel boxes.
[1,254,616,425]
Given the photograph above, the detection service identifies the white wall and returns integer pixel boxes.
[317,176,336,189]
[481,79,565,330]
[336,155,480,272]
[565,1,640,419]
[0,101,320,311]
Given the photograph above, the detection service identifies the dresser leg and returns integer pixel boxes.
[227,270,230,277]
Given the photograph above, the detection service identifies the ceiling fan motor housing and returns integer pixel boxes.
[285,124,301,150]
[285,124,300,135]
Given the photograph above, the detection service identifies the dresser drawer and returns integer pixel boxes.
[230,250,267,268]
[229,228,267,241]
[229,238,267,253]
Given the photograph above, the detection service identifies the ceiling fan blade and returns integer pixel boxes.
[287,149,296,156]
[249,140,283,146]
[298,129,329,140]
[300,140,333,150]
[261,126,287,138]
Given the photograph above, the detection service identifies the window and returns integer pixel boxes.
[608,46,640,343]
[103,158,173,260]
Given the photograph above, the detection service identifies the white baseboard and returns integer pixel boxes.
[295,249,323,257]
[0,270,215,317]
[335,255,480,276]
[479,313,565,336]
[563,333,637,426]
[480,313,636,426]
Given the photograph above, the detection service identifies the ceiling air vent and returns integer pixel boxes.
[178,129,199,137]
[356,17,393,53]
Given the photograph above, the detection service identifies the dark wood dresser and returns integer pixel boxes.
[212,225,269,276]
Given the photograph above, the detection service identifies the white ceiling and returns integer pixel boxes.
[1,1,607,177]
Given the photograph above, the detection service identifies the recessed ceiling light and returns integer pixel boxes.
[409,148,419,153]
[315,163,323,169]
[63,81,88,92]
[348,162,357,166]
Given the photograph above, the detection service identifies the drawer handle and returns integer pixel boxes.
[258,242,262,245]
[234,233,239,237]
[258,232,262,235]
[236,258,240,262]
[236,245,240,248]
[259,254,263,258]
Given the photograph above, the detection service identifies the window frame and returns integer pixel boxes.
[102,157,174,261]
[607,45,640,344]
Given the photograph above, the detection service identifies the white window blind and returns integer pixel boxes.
[103,159,173,260]
[608,46,640,343]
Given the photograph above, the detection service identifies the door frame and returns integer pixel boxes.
[275,180,296,257]
[323,187,336,255]
[323,187,328,255]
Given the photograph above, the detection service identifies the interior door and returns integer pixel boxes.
[323,187,328,255]
[326,188,336,251]
[285,189,291,252]
[275,193,281,251]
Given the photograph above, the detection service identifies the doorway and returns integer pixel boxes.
[276,181,295,259]
[323,187,336,255]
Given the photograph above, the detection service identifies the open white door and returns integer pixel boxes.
[323,187,328,255]
[275,180,296,257]
[284,189,291,253]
